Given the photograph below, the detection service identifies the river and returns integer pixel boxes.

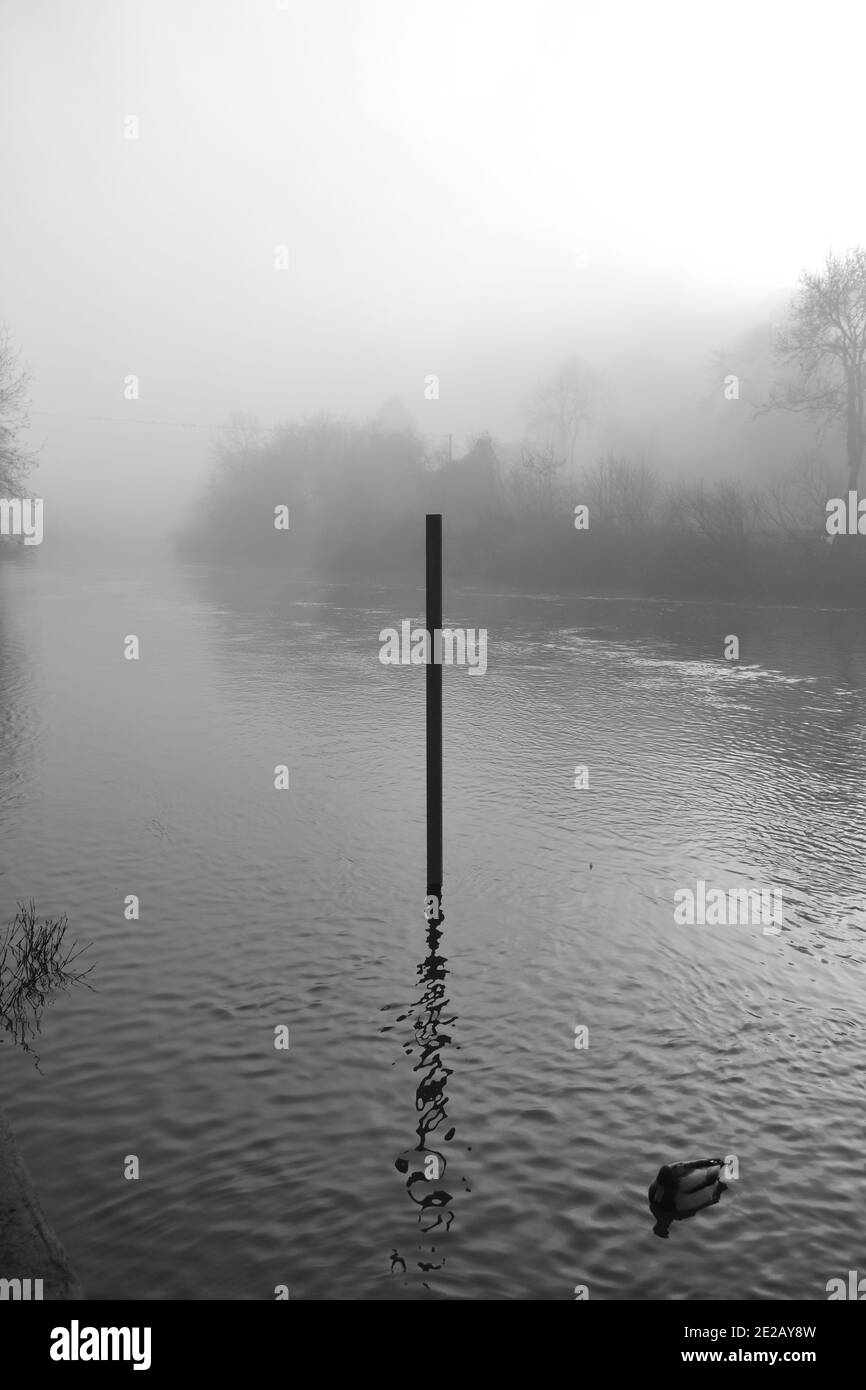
[1,553,865,1300]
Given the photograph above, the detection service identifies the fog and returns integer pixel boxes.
[2,0,865,542]
[7,0,866,1319]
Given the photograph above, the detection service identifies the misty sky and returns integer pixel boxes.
[2,0,864,536]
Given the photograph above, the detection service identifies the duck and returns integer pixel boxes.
[648,1158,728,1238]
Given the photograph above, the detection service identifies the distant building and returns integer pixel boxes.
[425,434,505,525]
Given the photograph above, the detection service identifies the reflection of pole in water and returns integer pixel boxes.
[392,905,463,1281]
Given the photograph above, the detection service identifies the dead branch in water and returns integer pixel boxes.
[0,901,93,1066]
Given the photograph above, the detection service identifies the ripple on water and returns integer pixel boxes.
[2,568,866,1298]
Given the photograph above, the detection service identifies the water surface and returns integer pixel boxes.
[2,555,865,1299]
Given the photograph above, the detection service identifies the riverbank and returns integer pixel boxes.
[0,1108,83,1299]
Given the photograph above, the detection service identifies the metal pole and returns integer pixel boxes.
[426,514,443,904]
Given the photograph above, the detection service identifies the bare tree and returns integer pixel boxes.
[667,478,759,543]
[0,324,36,495]
[519,442,565,515]
[767,249,866,489]
[216,411,264,465]
[703,322,774,411]
[526,356,600,469]
[759,454,833,540]
[579,452,658,533]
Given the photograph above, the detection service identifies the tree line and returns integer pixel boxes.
[4,247,866,600]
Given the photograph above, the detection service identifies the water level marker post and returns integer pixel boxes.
[426,514,443,920]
